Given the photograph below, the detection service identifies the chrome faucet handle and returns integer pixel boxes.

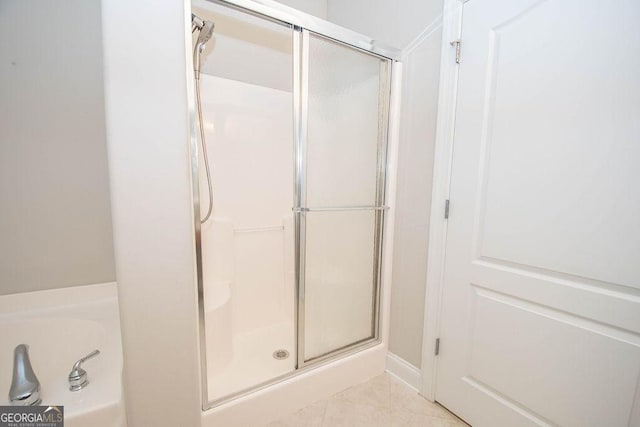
[68,349,100,391]
[9,344,41,406]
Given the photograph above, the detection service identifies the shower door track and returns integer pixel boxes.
[190,0,401,411]
[204,0,401,61]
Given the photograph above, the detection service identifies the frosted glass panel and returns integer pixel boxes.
[306,34,389,207]
[304,211,377,360]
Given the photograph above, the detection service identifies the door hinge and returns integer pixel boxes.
[444,199,450,219]
[435,338,441,356]
[450,39,461,64]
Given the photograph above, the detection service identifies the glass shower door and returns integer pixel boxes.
[298,32,391,364]
[193,4,396,405]
[193,0,296,405]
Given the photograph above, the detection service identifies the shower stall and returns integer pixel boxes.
[189,0,401,412]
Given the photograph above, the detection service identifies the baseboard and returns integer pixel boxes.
[385,352,422,392]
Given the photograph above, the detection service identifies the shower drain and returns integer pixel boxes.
[273,349,290,360]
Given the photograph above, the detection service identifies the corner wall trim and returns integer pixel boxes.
[386,352,422,392]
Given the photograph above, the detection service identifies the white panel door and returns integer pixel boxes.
[437,0,640,426]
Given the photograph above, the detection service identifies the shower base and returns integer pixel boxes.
[207,319,295,402]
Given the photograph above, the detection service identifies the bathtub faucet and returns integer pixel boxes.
[9,344,41,406]
[68,349,100,391]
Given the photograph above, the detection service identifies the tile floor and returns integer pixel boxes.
[267,373,469,427]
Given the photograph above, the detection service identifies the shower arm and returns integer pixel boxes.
[192,13,204,32]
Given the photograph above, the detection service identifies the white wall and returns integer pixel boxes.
[390,25,443,369]
[327,0,441,49]
[276,0,327,19]
[101,0,201,425]
[326,0,445,372]
[0,0,115,296]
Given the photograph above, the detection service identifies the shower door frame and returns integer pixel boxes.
[295,29,393,368]
[189,0,402,410]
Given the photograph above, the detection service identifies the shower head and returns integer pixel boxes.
[193,17,215,80]
[196,21,215,51]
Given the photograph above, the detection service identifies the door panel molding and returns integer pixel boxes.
[466,286,640,426]
[461,376,555,426]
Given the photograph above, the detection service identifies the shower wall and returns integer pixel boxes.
[198,75,297,402]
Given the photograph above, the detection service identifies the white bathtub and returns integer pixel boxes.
[0,283,126,427]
